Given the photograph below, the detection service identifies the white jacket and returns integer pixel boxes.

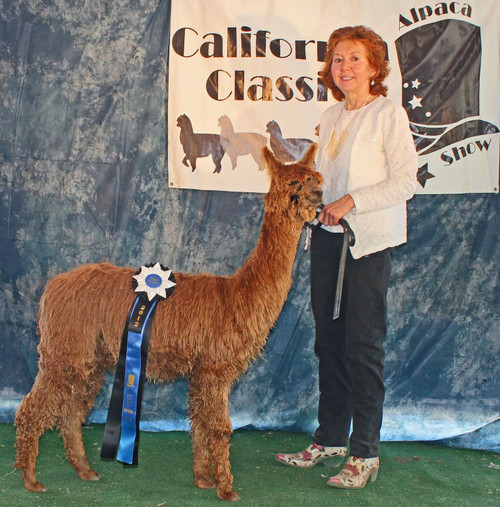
[317,96,418,259]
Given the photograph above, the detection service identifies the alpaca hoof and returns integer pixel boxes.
[25,481,47,493]
[217,490,240,502]
[194,477,215,489]
[78,469,100,481]
[21,470,47,493]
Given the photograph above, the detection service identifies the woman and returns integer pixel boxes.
[275,26,418,489]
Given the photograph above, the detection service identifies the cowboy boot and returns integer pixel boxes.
[275,443,347,468]
[327,456,379,488]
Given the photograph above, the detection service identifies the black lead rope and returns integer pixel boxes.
[333,218,355,320]
[305,204,356,320]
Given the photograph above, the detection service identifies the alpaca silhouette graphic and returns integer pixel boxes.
[177,114,229,173]
[217,115,267,170]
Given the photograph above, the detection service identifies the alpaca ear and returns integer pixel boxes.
[262,146,280,177]
[300,142,318,167]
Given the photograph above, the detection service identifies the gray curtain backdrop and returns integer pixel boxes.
[0,1,498,452]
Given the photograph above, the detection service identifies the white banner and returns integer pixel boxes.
[168,0,500,194]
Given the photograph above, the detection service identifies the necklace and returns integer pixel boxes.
[344,93,372,111]
[327,94,372,159]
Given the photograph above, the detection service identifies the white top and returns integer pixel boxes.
[317,95,418,259]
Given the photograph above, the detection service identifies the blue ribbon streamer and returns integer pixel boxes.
[116,299,157,465]
[101,264,175,466]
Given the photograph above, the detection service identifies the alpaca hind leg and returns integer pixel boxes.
[14,375,62,492]
[59,362,107,481]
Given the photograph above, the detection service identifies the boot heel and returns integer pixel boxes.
[369,468,379,483]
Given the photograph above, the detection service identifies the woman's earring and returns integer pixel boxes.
[370,79,375,86]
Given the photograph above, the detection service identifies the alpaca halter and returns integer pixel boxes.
[289,189,302,206]
[101,264,176,465]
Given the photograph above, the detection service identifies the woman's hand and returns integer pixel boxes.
[318,194,355,226]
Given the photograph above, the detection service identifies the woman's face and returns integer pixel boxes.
[330,39,375,98]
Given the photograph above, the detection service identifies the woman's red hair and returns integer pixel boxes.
[320,25,389,101]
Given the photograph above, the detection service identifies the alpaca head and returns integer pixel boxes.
[266,120,279,134]
[177,114,190,128]
[217,115,230,127]
[263,143,323,223]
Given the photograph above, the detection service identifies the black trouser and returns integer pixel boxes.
[310,227,391,458]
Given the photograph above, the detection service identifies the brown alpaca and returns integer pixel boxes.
[14,144,323,501]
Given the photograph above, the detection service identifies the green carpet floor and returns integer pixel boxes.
[0,424,498,506]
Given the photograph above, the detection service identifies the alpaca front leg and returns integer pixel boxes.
[60,421,99,482]
[210,431,239,501]
[191,424,215,490]
[189,156,197,171]
[189,375,239,501]
[193,423,238,501]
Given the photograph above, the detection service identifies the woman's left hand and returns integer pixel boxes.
[318,194,355,226]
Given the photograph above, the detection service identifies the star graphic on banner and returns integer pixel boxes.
[411,78,422,89]
[417,163,435,188]
[409,95,423,109]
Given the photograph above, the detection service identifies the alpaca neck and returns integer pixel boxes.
[179,122,193,147]
[222,124,234,136]
[250,210,301,272]
[234,206,303,322]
